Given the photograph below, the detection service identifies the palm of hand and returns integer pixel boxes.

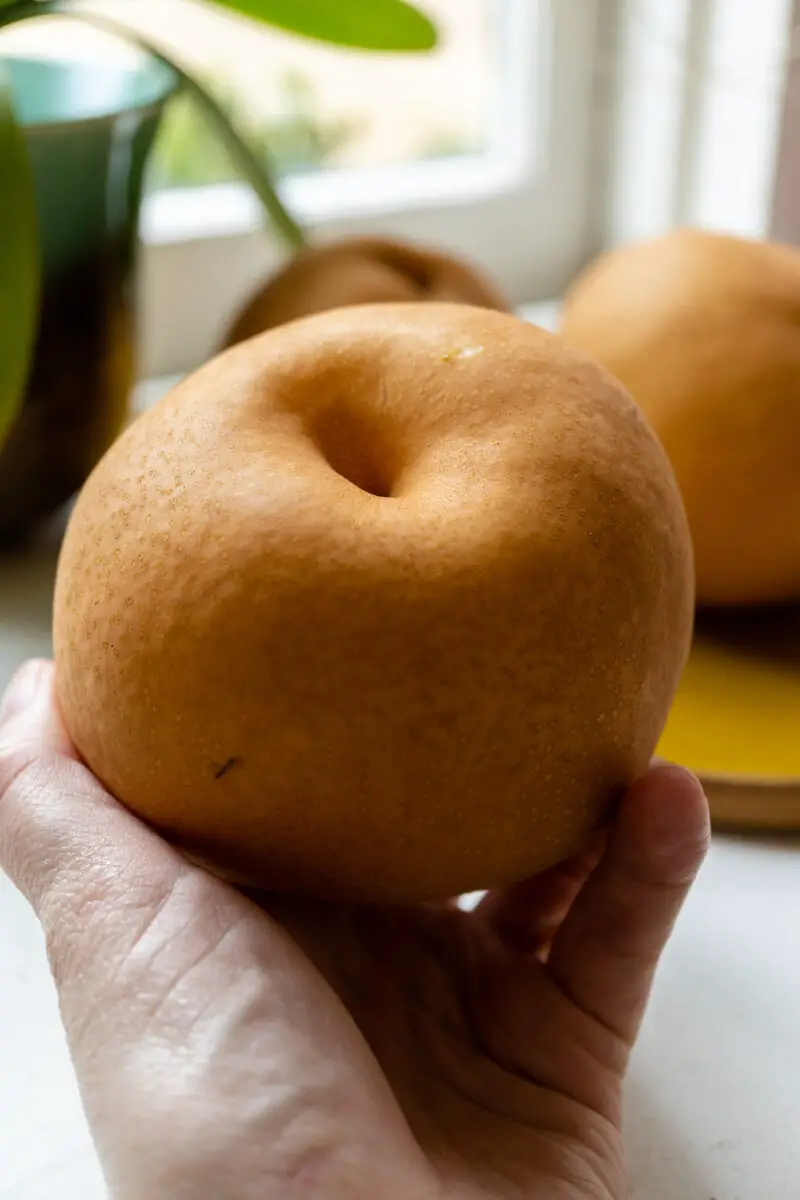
[259,883,629,1200]
[81,858,628,1199]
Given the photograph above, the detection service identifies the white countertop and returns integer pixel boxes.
[1,378,799,1197]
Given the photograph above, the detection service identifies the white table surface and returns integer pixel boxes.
[2,369,800,1198]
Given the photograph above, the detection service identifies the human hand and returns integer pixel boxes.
[0,660,709,1200]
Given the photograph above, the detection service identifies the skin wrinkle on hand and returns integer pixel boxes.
[0,644,709,1199]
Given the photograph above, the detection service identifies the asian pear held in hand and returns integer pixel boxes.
[53,303,694,903]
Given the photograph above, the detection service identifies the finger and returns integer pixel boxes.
[0,663,358,1045]
[0,661,211,1025]
[1,666,411,1192]
[0,659,184,905]
[474,831,606,955]
[547,763,710,1044]
[0,659,53,727]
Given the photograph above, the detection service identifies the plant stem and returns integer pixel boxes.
[0,0,307,249]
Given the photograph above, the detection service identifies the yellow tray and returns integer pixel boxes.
[657,605,800,831]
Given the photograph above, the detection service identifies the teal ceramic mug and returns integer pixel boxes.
[0,52,176,547]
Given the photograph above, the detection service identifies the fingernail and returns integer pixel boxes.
[0,660,51,727]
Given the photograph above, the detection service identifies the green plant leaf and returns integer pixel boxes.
[79,10,308,247]
[0,63,39,449]
[0,1,307,247]
[209,0,438,52]
[32,3,307,247]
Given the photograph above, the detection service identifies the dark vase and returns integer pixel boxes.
[0,53,176,548]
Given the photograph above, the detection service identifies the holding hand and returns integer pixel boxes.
[0,659,709,1200]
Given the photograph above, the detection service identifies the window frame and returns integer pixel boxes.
[137,0,604,376]
[600,0,795,247]
[138,0,798,380]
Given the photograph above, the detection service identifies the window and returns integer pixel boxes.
[143,0,499,184]
[143,0,603,375]
[1,0,604,375]
[601,0,795,250]
[4,1,793,379]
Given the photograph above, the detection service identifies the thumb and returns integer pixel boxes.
[547,763,711,1044]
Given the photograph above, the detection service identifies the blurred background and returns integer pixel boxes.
[3,0,798,376]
